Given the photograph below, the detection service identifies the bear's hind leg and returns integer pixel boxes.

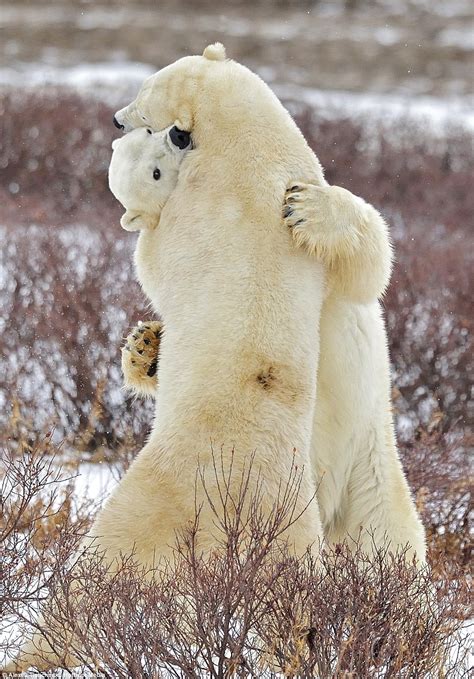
[333,424,426,564]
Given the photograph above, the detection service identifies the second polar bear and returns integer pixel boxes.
[109,124,192,232]
[113,44,425,562]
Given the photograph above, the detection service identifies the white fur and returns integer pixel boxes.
[283,183,425,559]
[281,185,424,560]
[108,126,190,231]
[98,45,330,567]
[283,182,393,304]
[314,298,426,558]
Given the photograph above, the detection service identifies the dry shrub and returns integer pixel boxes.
[0,433,93,661]
[0,89,157,451]
[1,448,471,677]
[0,224,153,451]
[402,425,472,577]
[0,88,119,226]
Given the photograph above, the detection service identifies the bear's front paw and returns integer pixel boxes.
[283,183,363,263]
[121,321,162,398]
[282,182,317,228]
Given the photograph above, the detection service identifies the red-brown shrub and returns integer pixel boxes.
[1,445,471,677]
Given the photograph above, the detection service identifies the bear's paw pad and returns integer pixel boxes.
[121,321,162,396]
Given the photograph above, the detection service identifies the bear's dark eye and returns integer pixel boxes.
[153,168,161,180]
[146,128,152,135]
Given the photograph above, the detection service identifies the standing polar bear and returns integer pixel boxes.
[97,41,332,564]
[9,52,327,672]
[112,43,425,562]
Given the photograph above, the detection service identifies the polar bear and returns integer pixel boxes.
[95,42,334,570]
[113,43,425,563]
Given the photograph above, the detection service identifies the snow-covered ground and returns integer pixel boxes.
[1,1,472,673]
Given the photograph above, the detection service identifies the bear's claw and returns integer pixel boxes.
[121,320,162,397]
[147,361,158,378]
[283,182,311,229]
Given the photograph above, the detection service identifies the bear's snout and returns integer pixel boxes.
[113,115,125,131]
[169,126,191,150]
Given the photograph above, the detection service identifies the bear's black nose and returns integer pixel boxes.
[113,116,124,130]
[169,126,191,149]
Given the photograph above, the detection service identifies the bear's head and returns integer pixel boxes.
[113,44,227,139]
[112,43,324,192]
[108,125,192,231]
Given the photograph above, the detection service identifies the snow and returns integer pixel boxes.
[0,61,472,134]
[274,83,474,132]
[74,460,117,505]
[449,619,474,672]
[0,61,155,92]
[437,26,474,50]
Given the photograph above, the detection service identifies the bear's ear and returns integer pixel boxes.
[203,43,226,61]
[120,210,158,232]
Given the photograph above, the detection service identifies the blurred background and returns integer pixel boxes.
[0,1,472,567]
[1,0,473,98]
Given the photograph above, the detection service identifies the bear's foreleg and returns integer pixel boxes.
[121,321,162,397]
[283,183,393,304]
